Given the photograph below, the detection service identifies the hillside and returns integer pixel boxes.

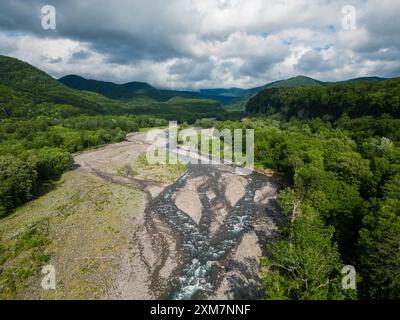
[191,88,254,105]
[0,55,226,121]
[190,77,323,106]
[246,77,400,119]
[338,76,388,83]
[59,73,380,108]
[220,75,323,110]
[126,96,226,122]
[59,75,159,100]
[59,74,196,102]
[262,75,324,89]
[0,55,127,116]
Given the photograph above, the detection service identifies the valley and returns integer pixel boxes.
[0,55,399,300]
[0,130,283,299]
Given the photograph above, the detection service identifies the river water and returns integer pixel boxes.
[147,163,278,300]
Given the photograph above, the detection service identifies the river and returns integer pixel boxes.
[146,163,283,299]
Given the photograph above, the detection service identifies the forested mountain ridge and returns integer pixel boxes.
[60,74,248,104]
[0,55,226,121]
[0,55,129,116]
[59,75,157,100]
[197,75,324,105]
[0,55,66,94]
[338,76,387,83]
[59,69,391,109]
[225,75,391,111]
[59,74,197,102]
[246,78,400,119]
[59,74,326,106]
[262,75,324,89]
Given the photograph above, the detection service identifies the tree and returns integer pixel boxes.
[358,175,400,299]
[28,147,72,181]
[0,155,37,216]
[261,206,349,300]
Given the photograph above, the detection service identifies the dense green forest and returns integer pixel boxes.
[59,74,197,102]
[213,63,399,301]
[246,78,400,119]
[217,84,400,299]
[0,113,169,217]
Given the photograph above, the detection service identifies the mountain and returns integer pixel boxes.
[246,77,400,119]
[262,75,324,89]
[59,74,325,106]
[340,76,388,83]
[190,88,252,105]
[59,74,196,102]
[0,55,128,116]
[0,55,226,121]
[60,74,249,104]
[212,76,323,110]
[223,75,392,111]
[0,55,74,96]
[59,75,159,100]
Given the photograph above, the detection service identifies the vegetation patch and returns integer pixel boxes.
[135,153,187,183]
[0,170,144,299]
[217,113,400,300]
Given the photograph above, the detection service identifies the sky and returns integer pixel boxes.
[0,0,399,90]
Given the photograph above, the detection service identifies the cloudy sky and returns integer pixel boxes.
[0,0,399,90]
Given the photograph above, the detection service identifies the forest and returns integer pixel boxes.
[246,78,400,119]
[216,80,400,299]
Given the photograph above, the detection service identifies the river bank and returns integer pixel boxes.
[0,131,284,300]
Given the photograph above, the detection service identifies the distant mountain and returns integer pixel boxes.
[57,74,331,106]
[59,75,196,102]
[223,75,392,110]
[215,76,324,109]
[246,76,400,119]
[192,88,253,105]
[60,75,155,99]
[262,75,324,89]
[340,76,388,83]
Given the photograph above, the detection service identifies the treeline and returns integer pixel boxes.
[125,97,226,123]
[216,114,400,299]
[246,78,400,119]
[0,115,167,217]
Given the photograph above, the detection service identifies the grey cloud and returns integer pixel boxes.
[240,56,284,77]
[0,0,399,89]
[295,50,341,73]
[168,59,214,82]
[70,50,91,61]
